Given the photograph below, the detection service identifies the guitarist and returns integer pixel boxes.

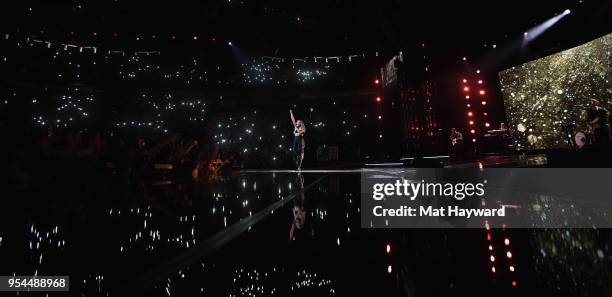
[586,98,610,146]
[450,128,464,161]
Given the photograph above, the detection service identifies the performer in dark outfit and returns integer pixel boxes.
[586,98,610,147]
[290,110,306,170]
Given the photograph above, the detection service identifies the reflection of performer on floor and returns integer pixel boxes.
[290,110,306,170]
[289,173,306,240]
[449,128,464,160]
[586,98,610,147]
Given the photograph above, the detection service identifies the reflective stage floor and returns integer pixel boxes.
[2,167,612,296]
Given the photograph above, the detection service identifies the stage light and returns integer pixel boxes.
[386,244,391,254]
[463,86,470,92]
[481,101,487,105]
[374,79,380,85]
[112,32,118,37]
[490,255,495,262]
[387,265,392,274]
[462,78,467,83]
[486,233,491,241]
[469,121,474,125]
[92,32,98,37]
[70,31,75,36]
[465,95,470,99]
[476,69,481,74]
[378,115,382,120]
[228,41,232,46]
[193,36,198,40]
[472,138,476,142]
[478,80,483,84]
[467,104,471,108]
[485,122,490,127]
[462,57,467,61]
[564,9,571,15]
[488,245,493,250]
[376,96,381,102]
[171,35,176,40]
[468,112,473,116]
[479,90,485,95]
[151,34,156,39]
[379,134,383,138]
[506,251,513,258]
[491,267,496,273]
[504,238,510,245]
[512,281,517,287]
[509,265,515,272]
[470,129,475,134]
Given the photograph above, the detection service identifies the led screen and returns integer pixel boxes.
[499,33,612,150]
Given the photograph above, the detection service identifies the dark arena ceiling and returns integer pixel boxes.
[3,0,611,58]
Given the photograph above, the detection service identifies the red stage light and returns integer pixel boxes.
[506,251,512,258]
[509,265,515,272]
[482,101,487,105]
[486,233,491,241]
[485,122,490,127]
[470,129,475,134]
[386,244,391,254]
[479,90,485,95]
[488,245,493,251]
[463,86,470,92]
[374,79,380,85]
[512,281,517,287]
[504,238,510,245]
[467,104,471,108]
[462,79,467,83]
[491,267,496,273]
[465,95,470,99]
[490,255,495,262]
[468,112,473,117]
[387,265,392,274]
[376,96,381,102]
[472,138,476,142]
[478,80,483,84]
[469,121,474,125]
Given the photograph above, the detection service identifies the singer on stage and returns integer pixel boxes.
[290,109,306,170]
